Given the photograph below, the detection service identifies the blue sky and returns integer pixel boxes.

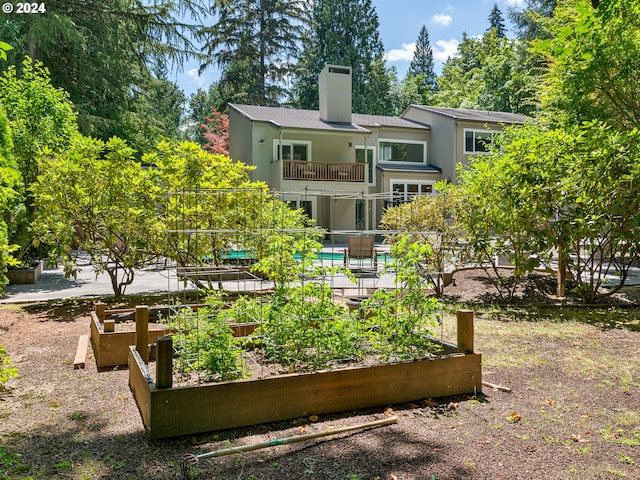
[176,0,525,97]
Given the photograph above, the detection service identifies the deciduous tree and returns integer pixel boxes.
[201,109,229,156]
[0,57,78,264]
[533,0,640,130]
[380,184,464,296]
[32,136,160,296]
[434,30,536,115]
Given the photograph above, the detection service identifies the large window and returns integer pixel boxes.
[379,140,425,163]
[464,129,496,154]
[274,141,311,161]
[389,181,434,205]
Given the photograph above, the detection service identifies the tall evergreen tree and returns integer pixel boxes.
[408,25,437,94]
[488,4,507,37]
[509,0,557,41]
[292,0,393,115]
[198,0,308,106]
[0,0,202,143]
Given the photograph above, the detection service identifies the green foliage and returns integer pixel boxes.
[250,201,326,287]
[1,0,201,142]
[292,0,394,114]
[0,42,12,61]
[455,121,640,303]
[487,3,507,38]
[408,25,437,93]
[31,135,159,296]
[0,106,21,292]
[0,56,78,264]
[172,301,246,382]
[121,69,187,156]
[198,0,308,106]
[170,237,442,377]
[0,344,18,387]
[434,30,537,115]
[533,0,640,129]
[362,237,442,360]
[146,142,270,287]
[509,0,557,41]
[455,123,569,299]
[380,185,464,295]
[558,122,640,302]
[256,282,357,369]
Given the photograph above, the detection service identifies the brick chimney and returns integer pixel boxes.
[319,64,352,124]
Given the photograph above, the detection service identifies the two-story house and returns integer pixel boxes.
[228,64,529,233]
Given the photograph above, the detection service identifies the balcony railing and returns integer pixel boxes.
[282,160,366,182]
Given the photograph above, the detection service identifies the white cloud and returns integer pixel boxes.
[433,39,459,63]
[187,68,207,88]
[431,13,453,26]
[503,0,526,6]
[384,42,416,62]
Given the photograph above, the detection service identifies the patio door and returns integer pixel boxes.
[356,146,375,185]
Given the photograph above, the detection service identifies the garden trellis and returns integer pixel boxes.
[126,187,481,438]
[161,188,452,386]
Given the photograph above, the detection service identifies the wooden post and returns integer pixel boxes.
[456,310,474,354]
[557,242,566,298]
[156,336,173,389]
[135,305,149,363]
[103,319,115,333]
[94,302,106,322]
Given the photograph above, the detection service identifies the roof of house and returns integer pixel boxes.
[352,113,430,130]
[229,104,429,133]
[405,105,530,124]
[376,162,442,173]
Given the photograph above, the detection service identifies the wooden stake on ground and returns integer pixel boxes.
[195,416,398,461]
[482,380,512,392]
[73,334,90,369]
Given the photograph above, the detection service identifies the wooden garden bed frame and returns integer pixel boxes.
[128,307,482,439]
[89,303,258,369]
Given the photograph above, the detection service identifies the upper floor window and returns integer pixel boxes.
[274,140,311,161]
[464,129,496,154]
[379,140,426,164]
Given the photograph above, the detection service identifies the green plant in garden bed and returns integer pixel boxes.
[171,296,247,382]
[168,235,444,380]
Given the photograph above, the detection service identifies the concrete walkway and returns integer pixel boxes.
[0,252,399,304]
[3,253,639,305]
[0,261,181,304]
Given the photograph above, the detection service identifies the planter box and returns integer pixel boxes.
[129,347,482,439]
[128,309,481,439]
[90,304,259,369]
[90,310,169,369]
[6,260,44,285]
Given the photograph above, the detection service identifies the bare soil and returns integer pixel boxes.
[1,268,639,480]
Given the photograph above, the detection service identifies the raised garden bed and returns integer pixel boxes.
[90,303,258,369]
[6,260,44,285]
[128,307,482,439]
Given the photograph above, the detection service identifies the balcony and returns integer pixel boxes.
[282,160,366,182]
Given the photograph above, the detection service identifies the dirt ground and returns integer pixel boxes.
[1,268,639,480]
